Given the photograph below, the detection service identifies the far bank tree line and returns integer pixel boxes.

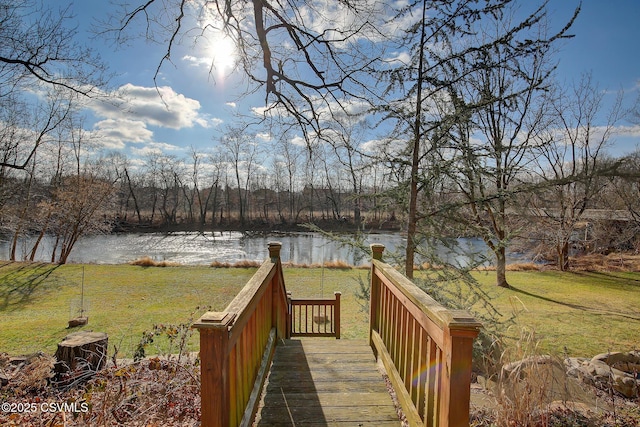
[3,0,640,288]
[2,94,640,270]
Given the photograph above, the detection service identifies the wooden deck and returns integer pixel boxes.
[253,339,400,426]
[195,243,480,427]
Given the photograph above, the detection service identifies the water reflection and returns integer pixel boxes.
[0,231,501,266]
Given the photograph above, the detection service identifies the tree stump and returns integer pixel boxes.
[54,331,108,386]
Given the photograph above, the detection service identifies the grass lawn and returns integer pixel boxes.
[0,262,371,358]
[471,270,640,356]
[0,261,638,358]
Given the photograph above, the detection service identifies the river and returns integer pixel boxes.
[0,231,501,266]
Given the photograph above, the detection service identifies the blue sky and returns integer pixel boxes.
[56,0,640,162]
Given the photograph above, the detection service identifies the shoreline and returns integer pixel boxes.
[111,217,403,234]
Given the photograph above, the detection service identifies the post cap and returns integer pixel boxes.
[192,311,237,329]
[268,241,282,259]
[443,309,482,335]
[370,243,385,260]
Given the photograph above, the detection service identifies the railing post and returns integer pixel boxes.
[268,241,281,260]
[269,241,287,339]
[440,310,482,427]
[193,311,237,427]
[286,291,292,339]
[369,244,384,353]
[334,291,341,339]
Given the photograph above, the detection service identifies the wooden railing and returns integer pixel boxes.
[193,242,289,427]
[288,291,341,339]
[368,244,482,427]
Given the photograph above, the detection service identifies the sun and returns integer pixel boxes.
[210,35,237,80]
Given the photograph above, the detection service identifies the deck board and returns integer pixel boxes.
[253,339,400,426]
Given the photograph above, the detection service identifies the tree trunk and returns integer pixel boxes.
[405,0,428,279]
[124,168,143,224]
[30,209,53,261]
[496,247,510,288]
[558,241,570,271]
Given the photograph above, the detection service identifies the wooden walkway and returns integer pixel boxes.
[253,339,400,426]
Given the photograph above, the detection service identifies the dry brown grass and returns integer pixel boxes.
[322,260,353,269]
[478,253,640,272]
[210,260,262,268]
[213,260,279,268]
[506,262,542,271]
[129,256,181,267]
[0,354,201,426]
[474,262,542,272]
[210,260,358,269]
[491,328,587,427]
[283,260,363,269]
[569,253,640,272]
[0,353,55,397]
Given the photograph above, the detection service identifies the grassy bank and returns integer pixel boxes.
[0,262,370,357]
[0,261,638,358]
[472,270,640,355]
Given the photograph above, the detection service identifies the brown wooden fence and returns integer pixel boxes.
[368,243,482,427]
[288,291,341,338]
[193,242,289,427]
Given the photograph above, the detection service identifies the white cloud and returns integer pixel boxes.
[290,135,307,147]
[361,137,405,155]
[183,55,211,68]
[256,132,272,142]
[130,141,181,157]
[384,51,411,66]
[226,102,237,108]
[252,96,371,127]
[251,104,272,117]
[615,124,640,138]
[297,0,391,45]
[209,117,224,127]
[84,84,215,152]
[89,84,207,131]
[91,119,153,149]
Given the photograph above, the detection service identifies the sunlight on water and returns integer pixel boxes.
[0,231,506,266]
[0,232,404,265]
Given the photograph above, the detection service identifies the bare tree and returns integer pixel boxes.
[122,166,144,224]
[445,25,560,287]
[606,152,640,252]
[207,150,227,226]
[0,0,107,98]
[106,0,383,144]
[49,170,117,264]
[184,147,213,227]
[273,133,303,223]
[4,89,83,260]
[530,74,624,270]
[326,118,370,226]
[155,154,184,226]
[219,126,260,228]
[378,0,578,281]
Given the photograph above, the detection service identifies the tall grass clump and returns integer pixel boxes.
[129,256,180,267]
[210,260,261,268]
[492,327,567,426]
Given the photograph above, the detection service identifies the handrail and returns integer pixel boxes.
[288,292,341,338]
[368,244,482,427]
[193,242,289,427]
